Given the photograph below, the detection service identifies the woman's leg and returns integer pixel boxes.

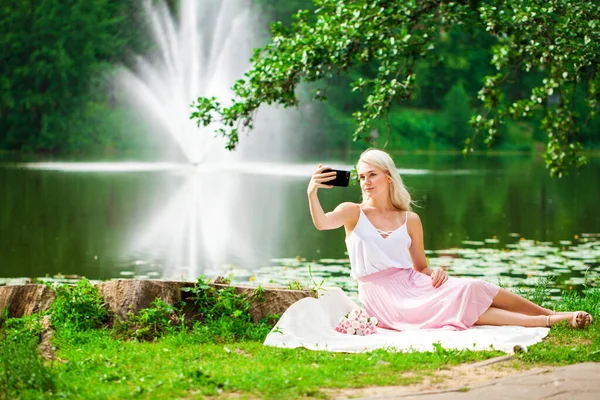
[474,307,576,327]
[489,288,592,325]
[490,288,553,316]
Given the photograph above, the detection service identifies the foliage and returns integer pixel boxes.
[514,276,556,309]
[10,283,597,399]
[0,0,146,153]
[376,108,441,149]
[441,82,474,148]
[519,286,600,364]
[286,264,327,296]
[0,333,56,398]
[307,263,326,296]
[2,0,595,158]
[113,299,182,341]
[0,306,7,330]
[472,0,600,177]
[0,315,56,398]
[182,276,273,341]
[288,280,304,290]
[254,0,318,28]
[1,313,44,338]
[0,282,598,398]
[556,286,600,318]
[192,0,600,176]
[42,276,277,343]
[48,279,109,331]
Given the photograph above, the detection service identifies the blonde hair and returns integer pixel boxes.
[357,149,412,211]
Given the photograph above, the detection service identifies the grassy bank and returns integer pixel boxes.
[1,280,599,399]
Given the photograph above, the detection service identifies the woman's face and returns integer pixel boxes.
[358,162,389,198]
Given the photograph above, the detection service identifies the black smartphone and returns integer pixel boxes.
[322,168,351,187]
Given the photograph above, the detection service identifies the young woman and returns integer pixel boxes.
[307,149,593,331]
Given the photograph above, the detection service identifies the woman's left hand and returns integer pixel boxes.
[431,268,448,288]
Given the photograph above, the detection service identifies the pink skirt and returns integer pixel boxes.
[358,268,499,331]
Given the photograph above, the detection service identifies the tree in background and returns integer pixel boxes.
[192,0,600,177]
[0,0,144,152]
[440,82,473,148]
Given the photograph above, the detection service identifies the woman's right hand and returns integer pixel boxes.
[307,164,336,195]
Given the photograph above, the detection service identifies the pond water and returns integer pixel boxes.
[0,153,598,297]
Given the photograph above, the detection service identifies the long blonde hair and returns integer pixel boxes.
[357,149,412,211]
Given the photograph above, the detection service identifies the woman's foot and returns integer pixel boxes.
[546,311,593,328]
[570,311,593,329]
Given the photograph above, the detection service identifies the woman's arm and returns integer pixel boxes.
[407,212,448,288]
[308,198,356,231]
[307,164,356,231]
[407,212,430,273]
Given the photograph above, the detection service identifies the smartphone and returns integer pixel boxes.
[322,168,351,187]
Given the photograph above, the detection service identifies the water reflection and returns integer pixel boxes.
[127,165,290,279]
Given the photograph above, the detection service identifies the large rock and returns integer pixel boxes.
[96,279,316,323]
[0,284,56,318]
[95,280,194,320]
[0,280,316,324]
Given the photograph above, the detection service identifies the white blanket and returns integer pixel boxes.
[264,287,549,353]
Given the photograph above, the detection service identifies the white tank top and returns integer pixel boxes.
[345,207,413,278]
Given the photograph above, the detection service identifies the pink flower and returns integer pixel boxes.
[337,309,380,335]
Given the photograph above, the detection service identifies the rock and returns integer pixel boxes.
[96,279,315,323]
[0,280,316,325]
[39,315,55,360]
[95,280,194,320]
[0,284,55,318]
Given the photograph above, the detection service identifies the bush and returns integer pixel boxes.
[183,277,275,341]
[113,299,181,341]
[48,280,109,331]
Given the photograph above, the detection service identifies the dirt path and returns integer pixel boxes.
[324,356,547,399]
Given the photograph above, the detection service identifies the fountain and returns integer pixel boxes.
[119,0,265,163]
[117,0,303,279]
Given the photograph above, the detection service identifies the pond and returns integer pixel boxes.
[0,153,598,298]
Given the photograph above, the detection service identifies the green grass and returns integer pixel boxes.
[521,321,600,365]
[517,287,600,365]
[45,330,496,399]
[1,281,599,399]
[0,318,55,399]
